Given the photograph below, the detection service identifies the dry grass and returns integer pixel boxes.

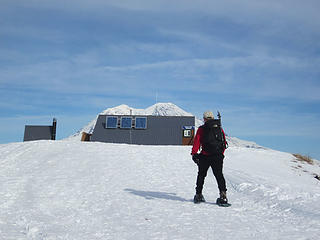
[293,154,314,165]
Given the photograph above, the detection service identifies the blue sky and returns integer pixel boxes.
[1,0,320,159]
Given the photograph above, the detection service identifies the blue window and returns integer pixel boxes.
[121,117,132,128]
[106,116,118,128]
[135,117,147,129]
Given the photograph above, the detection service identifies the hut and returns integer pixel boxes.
[23,118,57,141]
[91,115,195,145]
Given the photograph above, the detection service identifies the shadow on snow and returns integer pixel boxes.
[124,188,190,202]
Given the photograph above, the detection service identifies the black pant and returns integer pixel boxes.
[195,154,227,194]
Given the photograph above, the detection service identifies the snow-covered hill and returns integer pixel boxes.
[0,140,319,239]
[67,103,203,141]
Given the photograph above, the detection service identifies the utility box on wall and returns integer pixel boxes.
[91,115,195,145]
[23,118,57,141]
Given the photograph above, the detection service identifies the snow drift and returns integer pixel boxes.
[0,140,319,240]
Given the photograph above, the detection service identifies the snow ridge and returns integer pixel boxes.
[0,140,319,239]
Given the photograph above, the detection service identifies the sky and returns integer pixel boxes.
[1,0,320,159]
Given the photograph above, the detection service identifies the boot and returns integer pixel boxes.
[219,191,228,204]
[193,193,206,204]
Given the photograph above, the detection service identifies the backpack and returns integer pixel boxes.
[201,119,225,155]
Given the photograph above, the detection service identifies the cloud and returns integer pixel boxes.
[1,1,319,114]
[99,54,320,100]
[4,0,320,35]
[1,49,319,105]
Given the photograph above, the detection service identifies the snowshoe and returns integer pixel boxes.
[216,197,231,207]
[216,191,231,207]
[193,194,206,204]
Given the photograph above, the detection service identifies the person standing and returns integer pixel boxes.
[191,111,228,204]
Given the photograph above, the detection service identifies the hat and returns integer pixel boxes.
[203,111,214,119]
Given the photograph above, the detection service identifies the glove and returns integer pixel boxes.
[192,154,200,165]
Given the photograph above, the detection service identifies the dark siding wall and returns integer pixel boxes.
[23,126,53,141]
[91,115,195,145]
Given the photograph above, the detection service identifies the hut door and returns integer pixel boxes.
[182,126,194,145]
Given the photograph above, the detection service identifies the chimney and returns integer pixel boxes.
[52,118,57,140]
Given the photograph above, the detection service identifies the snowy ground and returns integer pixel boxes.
[0,140,319,240]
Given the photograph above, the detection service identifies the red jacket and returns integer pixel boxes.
[191,126,227,155]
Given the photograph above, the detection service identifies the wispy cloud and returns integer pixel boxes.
[100,54,320,100]
[1,51,319,102]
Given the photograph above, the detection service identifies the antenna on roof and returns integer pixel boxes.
[217,111,221,120]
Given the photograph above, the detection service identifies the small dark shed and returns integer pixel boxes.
[91,115,195,145]
[23,118,57,141]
